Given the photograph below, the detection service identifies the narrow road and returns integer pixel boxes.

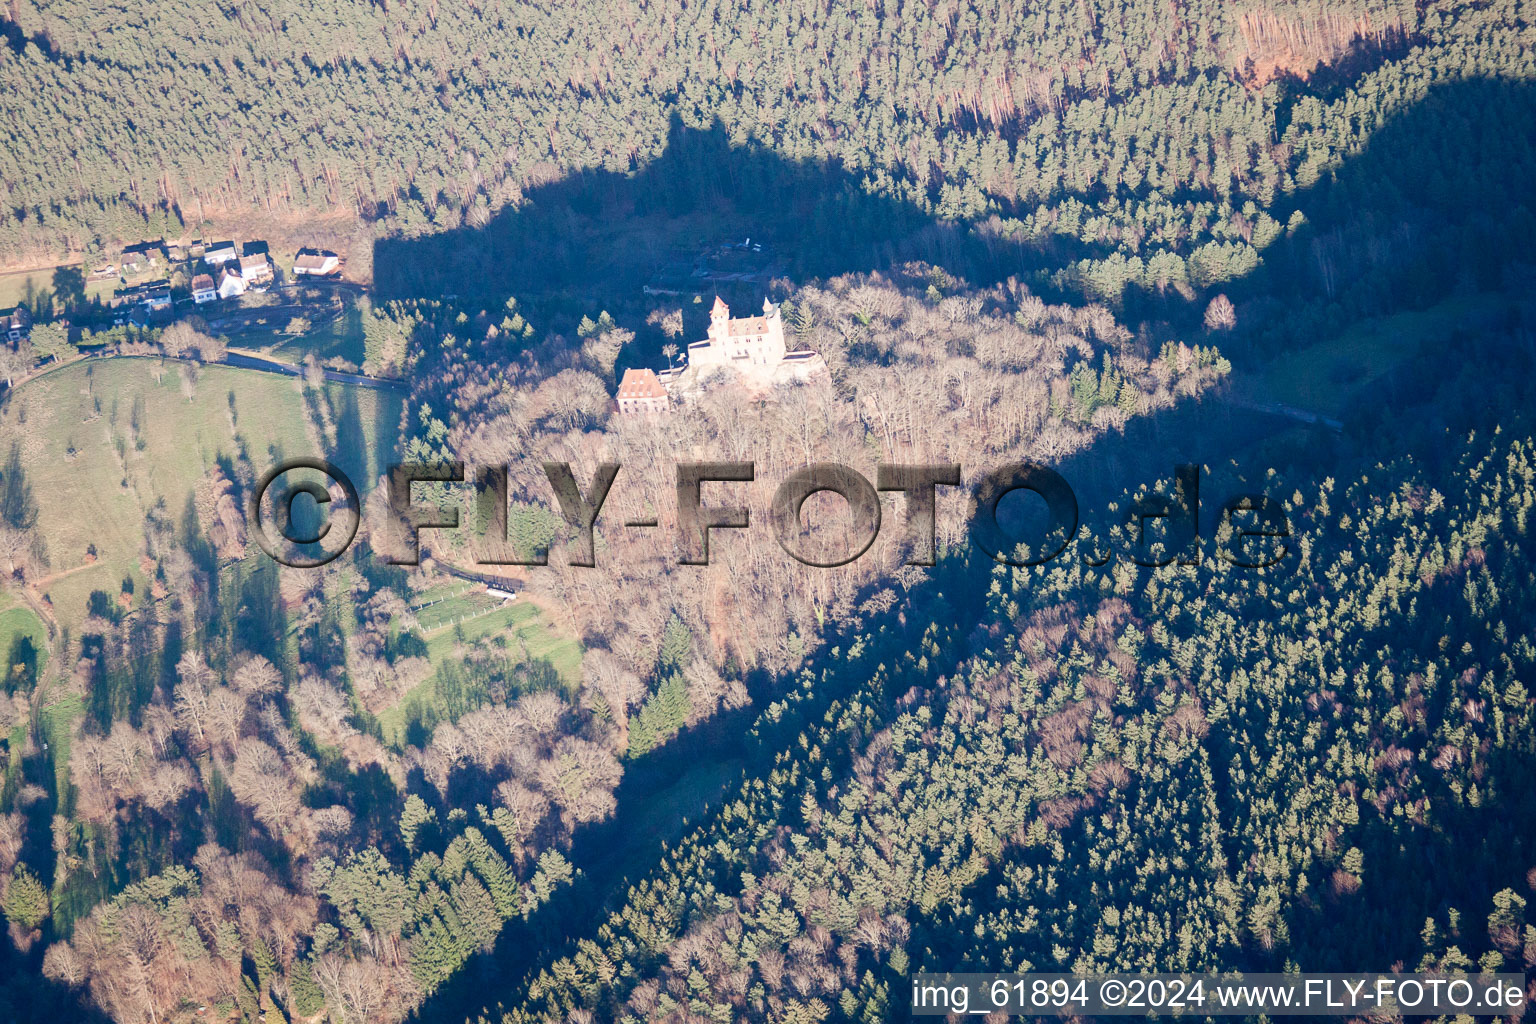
[25,560,105,589]
[5,346,406,394]
[221,348,406,390]
[1216,384,1344,432]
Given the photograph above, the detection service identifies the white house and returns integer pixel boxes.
[293,248,341,276]
[217,266,247,299]
[239,253,273,287]
[191,273,216,304]
[204,241,239,265]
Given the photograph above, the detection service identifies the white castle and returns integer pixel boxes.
[621,296,825,411]
[687,296,787,370]
[680,296,825,387]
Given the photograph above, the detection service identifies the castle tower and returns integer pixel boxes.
[761,298,785,362]
[708,295,729,341]
[686,295,792,372]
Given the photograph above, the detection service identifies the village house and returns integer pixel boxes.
[0,306,31,343]
[191,273,217,304]
[615,367,670,415]
[111,282,172,325]
[239,253,273,287]
[293,248,341,277]
[120,241,166,274]
[204,241,239,265]
[142,283,172,313]
[113,282,169,310]
[217,266,247,299]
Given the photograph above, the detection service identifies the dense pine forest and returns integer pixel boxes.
[2,0,1530,301]
[484,327,1536,1024]
[1,0,1535,1022]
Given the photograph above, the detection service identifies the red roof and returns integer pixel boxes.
[727,317,769,337]
[617,368,668,400]
[711,296,729,316]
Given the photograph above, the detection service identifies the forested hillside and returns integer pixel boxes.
[473,319,1536,1024]
[374,266,1227,694]
[4,0,1529,303]
[0,253,1226,1023]
[2,0,1536,1021]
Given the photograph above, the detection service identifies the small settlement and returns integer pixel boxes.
[108,241,344,325]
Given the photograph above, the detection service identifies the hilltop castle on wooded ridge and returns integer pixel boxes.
[686,296,787,370]
[616,295,826,415]
[683,296,825,381]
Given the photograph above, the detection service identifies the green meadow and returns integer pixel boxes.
[375,588,582,744]
[4,356,401,630]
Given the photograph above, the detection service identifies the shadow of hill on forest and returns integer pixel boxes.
[375,76,1536,360]
[1200,75,1536,364]
[395,78,1536,1024]
[373,113,966,322]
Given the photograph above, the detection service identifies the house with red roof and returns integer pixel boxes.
[615,367,671,415]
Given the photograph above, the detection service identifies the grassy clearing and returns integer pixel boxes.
[219,297,366,366]
[5,357,401,630]
[0,266,116,311]
[37,691,84,793]
[421,598,578,671]
[8,351,578,768]
[414,588,504,633]
[409,580,475,608]
[1246,293,1505,416]
[5,357,398,782]
[0,604,49,679]
[376,597,582,743]
[267,298,365,365]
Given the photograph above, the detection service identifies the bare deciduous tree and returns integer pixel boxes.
[232,655,282,702]
[0,340,34,386]
[1204,293,1236,330]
